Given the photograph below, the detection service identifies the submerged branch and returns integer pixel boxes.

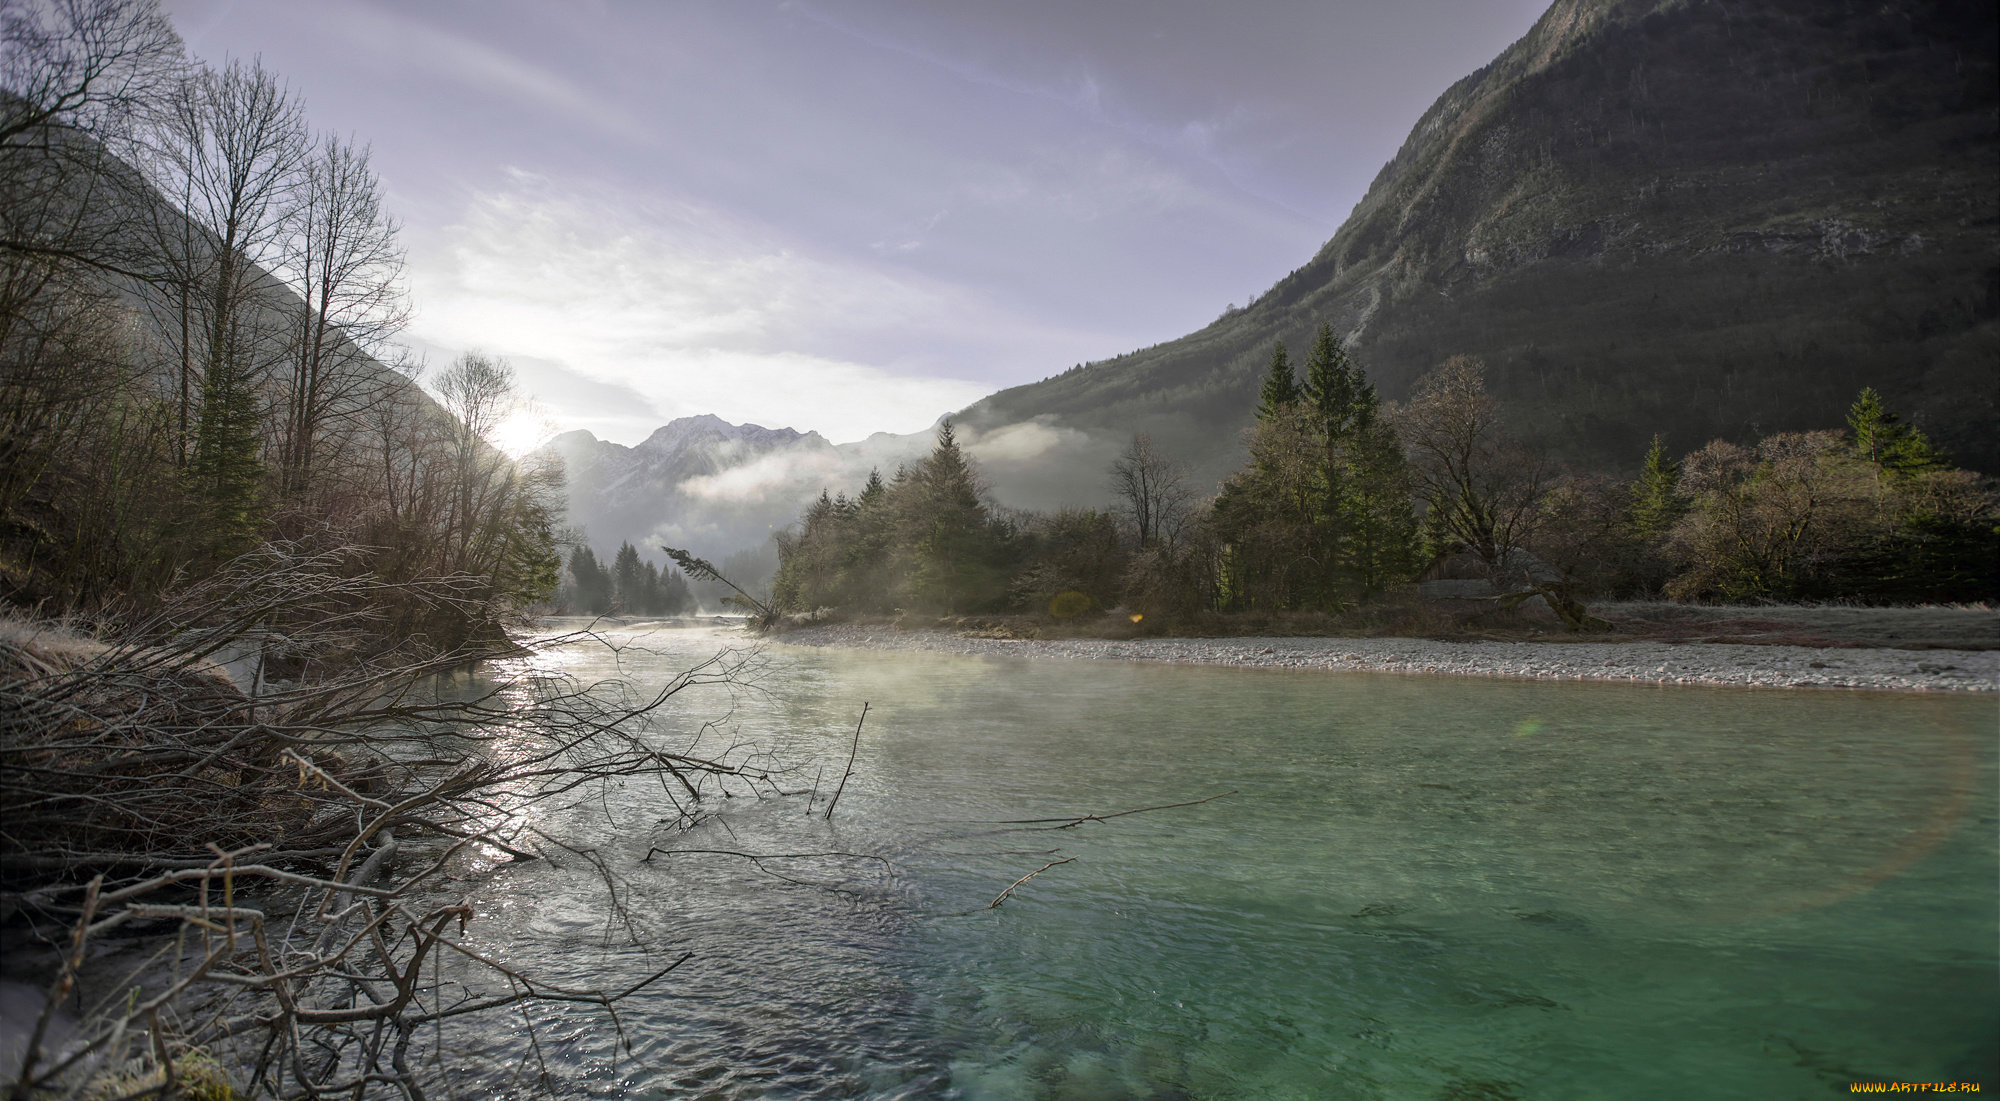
[986,790,1239,830]
[823,702,869,820]
[985,858,1075,909]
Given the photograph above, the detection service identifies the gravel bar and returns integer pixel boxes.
[774,626,1997,693]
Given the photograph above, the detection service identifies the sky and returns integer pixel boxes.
[164,0,1550,449]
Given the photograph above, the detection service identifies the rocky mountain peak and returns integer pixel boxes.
[635,415,825,461]
[960,0,1999,477]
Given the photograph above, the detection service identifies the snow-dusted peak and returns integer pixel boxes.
[637,415,824,455]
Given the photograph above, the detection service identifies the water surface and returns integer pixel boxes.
[444,625,1997,1099]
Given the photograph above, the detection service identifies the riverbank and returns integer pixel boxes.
[773,625,1998,693]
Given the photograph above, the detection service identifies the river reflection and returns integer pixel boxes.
[435,622,1996,1099]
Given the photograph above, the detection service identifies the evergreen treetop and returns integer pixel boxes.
[1847,387,1946,476]
[1628,434,1686,538]
[1303,323,1365,437]
[1256,341,1299,421]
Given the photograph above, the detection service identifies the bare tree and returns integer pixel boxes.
[1108,432,1195,549]
[140,56,306,462]
[1391,355,1552,574]
[434,351,517,569]
[428,352,563,609]
[0,0,184,281]
[274,133,408,499]
[1665,431,1877,600]
[0,0,182,149]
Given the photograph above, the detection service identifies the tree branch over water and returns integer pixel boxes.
[983,790,1239,831]
[823,701,868,820]
[0,542,785,1098]
[984,858,1075,909]
[661,545,777,624]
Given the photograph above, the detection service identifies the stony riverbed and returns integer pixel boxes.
[775,625,1998,693]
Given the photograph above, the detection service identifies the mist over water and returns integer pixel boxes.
[442,625,1997,1098]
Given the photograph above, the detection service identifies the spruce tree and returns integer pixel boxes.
[1628,435,1685,539]
[659,566,692,614]
[639,560,663,613]
[1340,415,1422,596]
[1327,352,1416,596]
[1302,323,1358,438]
[1256,341,1299,422]
[567,546,613,615]
[903,421,997,613]
[189,360,265,558]
[612,542,644,612]
[1846,388,1945,476]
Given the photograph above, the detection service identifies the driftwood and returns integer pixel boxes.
[1490,568,1613,633]
[1,542,779,1098]
[988,790,1239,831]
[823,702,869,820]
[983,858,1076,909]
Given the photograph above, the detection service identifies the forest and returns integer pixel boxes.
[557,541,695,617]
[0,0,561,652]
[0,7,724,1096]
[768,324,1999,632]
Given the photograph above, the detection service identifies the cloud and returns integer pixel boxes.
[404,173,993,443]
[678,446,865,504]
[958,417,1124,510]
[295,1,647,141]
[961,418,1069,462]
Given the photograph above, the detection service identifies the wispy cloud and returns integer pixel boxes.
[405,172,991,442]
[295,1,648,141]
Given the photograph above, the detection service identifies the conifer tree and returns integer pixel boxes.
[1628,435,1685,539]
[657,564,692,614]
[1334,379,1419,595]
[612,542,644,612]
[567,545,613,615]
[640,559,663,612]
[903,420,997,613]
[188,345,264,557]
[1302,323,1359,438]
[1256,341,1299,421]
[1846,388,1945,476]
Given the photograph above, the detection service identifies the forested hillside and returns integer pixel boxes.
[960,0,1999,478]
[1,2,557,647]
[773,333,1997,631]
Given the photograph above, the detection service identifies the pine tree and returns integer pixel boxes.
[903,420,996,613]
[658,566,692,614]
[1302,323,1358,438]
[1339,424,1420,596]
[1628,435,1685,539]
[1847,387,1945,476]
[567,545,613,615]
[1847,388,1894,464]
[612,542,644,612]
[1256,341,1299,422]
[188,346,265,558]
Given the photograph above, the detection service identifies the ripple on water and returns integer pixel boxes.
[428,625,1996,1098]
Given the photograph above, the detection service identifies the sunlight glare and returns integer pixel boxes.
[489,409,552,458]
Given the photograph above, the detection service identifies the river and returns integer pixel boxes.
[431,622,1996,1099]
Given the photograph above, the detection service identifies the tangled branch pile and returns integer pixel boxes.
[1,542,776,1097]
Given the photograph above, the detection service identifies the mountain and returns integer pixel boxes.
[957,0,2000,477]
[543,415,836,559]
[542,412,1135,566]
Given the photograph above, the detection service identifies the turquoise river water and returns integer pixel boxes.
[438,623,1996,1099]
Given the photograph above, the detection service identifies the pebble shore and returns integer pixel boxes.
[775,626,1998,693]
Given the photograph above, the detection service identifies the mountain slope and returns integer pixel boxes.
[544,415,834,555]
[958,0,2000,476]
